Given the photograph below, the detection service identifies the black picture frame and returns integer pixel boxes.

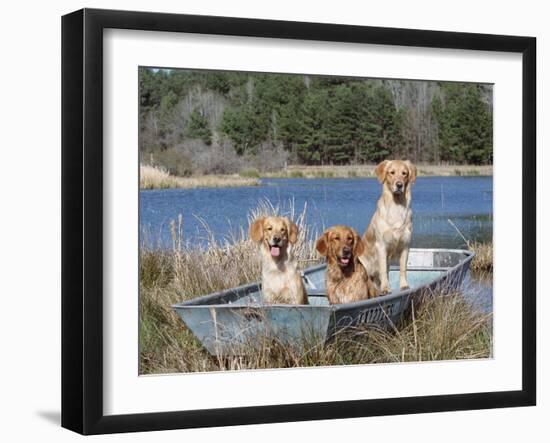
[62,8,536,435]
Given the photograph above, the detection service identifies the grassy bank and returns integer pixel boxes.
[257,164,492,179]
[139,203,493,374]
[140,163,491,189]
[140,164,260,190]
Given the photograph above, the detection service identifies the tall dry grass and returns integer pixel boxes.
[260,164,492,179]
[141,285,492,373]
[446,218,493,276]
[140,200,322,373]
[470,241,493,274]
[140,200,493,374]
[140,164,260,190]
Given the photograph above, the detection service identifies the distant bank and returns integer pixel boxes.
[140,163,492,190]
[258,164,492,179]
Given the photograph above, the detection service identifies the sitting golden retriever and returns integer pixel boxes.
[316,225,377,304]
[361,159,416,294]
[249,216,308,305]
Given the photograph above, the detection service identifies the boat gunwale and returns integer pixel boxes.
[171,248,474,312]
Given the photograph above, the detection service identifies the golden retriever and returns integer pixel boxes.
[316,225,378,304]
[361,160,417,294]
[249,216,308,305]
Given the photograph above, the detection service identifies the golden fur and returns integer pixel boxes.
[316,225,378,304]
[249,216,308,305]
[361,160,417,294]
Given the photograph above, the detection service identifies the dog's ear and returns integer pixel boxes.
[405,160,417,184]
[375,160,389,183]
[353,230,365,257]
[249,218,265,242]
[287,219,299,244]
[315,231,329,257]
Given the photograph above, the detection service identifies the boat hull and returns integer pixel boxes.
[172,248,474,356]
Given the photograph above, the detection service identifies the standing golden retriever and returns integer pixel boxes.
[361,160,417,294]
[249,216,308,305]
[316,225,377,304]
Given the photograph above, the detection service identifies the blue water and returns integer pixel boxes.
[140,176,492,250]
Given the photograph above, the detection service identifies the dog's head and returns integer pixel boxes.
[249,216,299,259]
[316,225,364,269]
[375,159,417,196]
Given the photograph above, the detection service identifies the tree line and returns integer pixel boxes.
[139,68,492,176]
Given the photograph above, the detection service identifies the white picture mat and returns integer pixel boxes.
[103,28,522,416]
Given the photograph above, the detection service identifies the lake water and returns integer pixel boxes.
[140,176,492,249]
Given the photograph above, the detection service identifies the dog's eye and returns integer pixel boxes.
[281,228,286,232]
[333,236,340,241]
[347,236,353,242]
[402,171,407,176]
[267,227,273,231]
[390,170,395,175]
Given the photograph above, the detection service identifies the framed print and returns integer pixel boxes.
[61,8,536,435]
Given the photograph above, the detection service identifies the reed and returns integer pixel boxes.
[446,218,493,276]
[470,241,493,274]
[140,164,260,189]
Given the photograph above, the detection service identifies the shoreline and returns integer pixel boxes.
[140,163,492,190]
[259,164,492,179]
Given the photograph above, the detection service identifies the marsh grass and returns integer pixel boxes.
[140,284,492,373]
[447,218,493,276]
[261,164,492,179]
[470,242,493,274]
[140,201,493,374]
[140,164,260,189]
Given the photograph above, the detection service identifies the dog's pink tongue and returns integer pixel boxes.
[341,257,350,265]
[270,246,280,257]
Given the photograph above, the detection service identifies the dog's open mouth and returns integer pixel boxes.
[270,245,281,257]
[338,256,351,266]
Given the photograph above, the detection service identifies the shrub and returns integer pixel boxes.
[236,141,289,174]
[239,168,261,178]
[182,139,244,175]
[289,170,304,178]
[153,148,193,177]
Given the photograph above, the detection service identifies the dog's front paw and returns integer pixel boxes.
[380,284,391,294]
[400,284,410,290]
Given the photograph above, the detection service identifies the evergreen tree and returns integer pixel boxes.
[185,108,212,145]
[220,99,269,155]
[295,89,330,163]
[432,84,492,164]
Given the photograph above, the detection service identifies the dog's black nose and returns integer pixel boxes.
[273,236,281,243]
[396,181,403,189]
[343,246,352,255]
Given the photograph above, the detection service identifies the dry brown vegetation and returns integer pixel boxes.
[470,241,493,274]
[140,163,492,190]
[140,164,260,189]
[259,164,492,179]
[139,202,493,374]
